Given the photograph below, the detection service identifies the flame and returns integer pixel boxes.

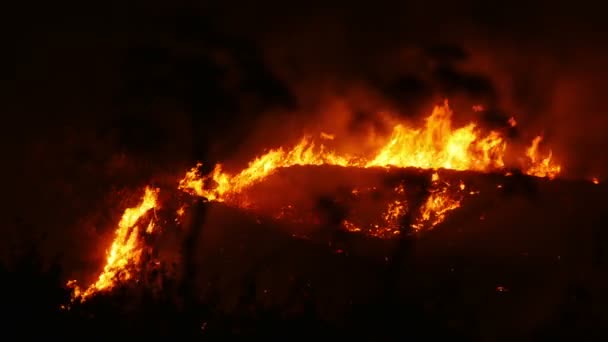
[179,137,356,201]
[411,185,462,231]
[179,102,543,202]
[524,136,561,179]
[592,177,600,185]
[366,104,506,171]
[431,172,440,182]
[70,186,159,301]
[508,117,517,127]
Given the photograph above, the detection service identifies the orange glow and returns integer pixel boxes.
[431,172,440,182]
[179,137,356,201]
[592,177,600,185]
[62,99,569,306]
[524,136,561,179]
[69,187,159,302]
[342,199,408,238]
[472,104,485,112]
[177,101,562,240]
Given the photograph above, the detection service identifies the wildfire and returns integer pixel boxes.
[179,102,549,203]
[69,187,159,302]
[365,104,506,171]
[64,100,567,306]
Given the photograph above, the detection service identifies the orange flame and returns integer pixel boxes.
[179,137,356,201]
[179,102,543,202]
[524,136,561,179]
[365,104,506,171]
[69,186,159,301]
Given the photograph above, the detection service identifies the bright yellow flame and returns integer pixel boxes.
[524,136,561,179]
[342,198,408,238]
[366,104,506,171]
[431,172,440,182]
[70,186,159,301]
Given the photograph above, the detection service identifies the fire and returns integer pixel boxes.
[592,177,600,185]
[366,104,506,171]
[178,101,561,238]
[524,136,561,179]
[179,137,356,201]
[508,117,517,127]
[179,102,539,203]
[69,186,159,301]
[411,184,462,232]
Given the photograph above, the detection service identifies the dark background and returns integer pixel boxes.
[2,0,608,338]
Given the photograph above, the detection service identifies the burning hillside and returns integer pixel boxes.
[66,100,562,303]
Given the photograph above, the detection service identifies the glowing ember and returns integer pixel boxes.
[411,184,462,232]
[69,186,159,302]
[524,136,561,179]
[63,99,568,307]
[592,177,600,185]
